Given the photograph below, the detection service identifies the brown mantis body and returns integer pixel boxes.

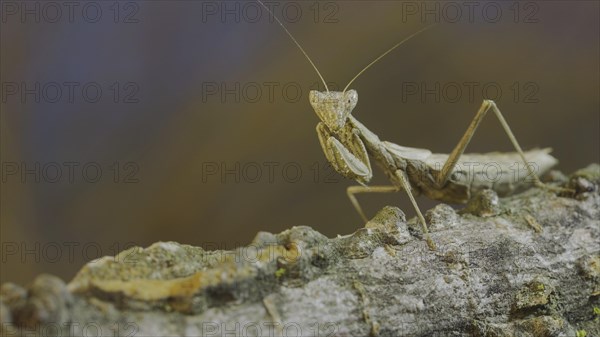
[311,91,557,249]
[258,1,563,249]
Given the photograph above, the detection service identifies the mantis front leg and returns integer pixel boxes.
[316,122,373,185]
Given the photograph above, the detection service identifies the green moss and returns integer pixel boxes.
[593,307,600,316]
[275,268,286,278]
[576,330,587,337]
[526,280,545,293]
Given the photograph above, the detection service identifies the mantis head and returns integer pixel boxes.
[255,0,434,182]
[309,90,358,132]
[255,0,433,130]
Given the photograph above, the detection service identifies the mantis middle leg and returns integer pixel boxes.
[347,170,436,250]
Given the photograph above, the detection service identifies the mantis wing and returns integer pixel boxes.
[383,141,432,161]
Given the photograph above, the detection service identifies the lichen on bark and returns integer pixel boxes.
[1,164,599,337]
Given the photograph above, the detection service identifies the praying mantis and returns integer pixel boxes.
[256,1,566,249]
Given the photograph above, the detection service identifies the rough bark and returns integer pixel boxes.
[1,164,599,337]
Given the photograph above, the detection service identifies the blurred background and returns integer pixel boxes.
[1,1,598,285]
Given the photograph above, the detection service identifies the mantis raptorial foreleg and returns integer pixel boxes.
[317,122,373,185]
[436,100,544,188]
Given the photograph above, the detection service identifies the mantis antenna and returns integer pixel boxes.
[256,0,329,92]
[343,24,436,93]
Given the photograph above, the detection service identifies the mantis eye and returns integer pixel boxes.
[345,90,358,105]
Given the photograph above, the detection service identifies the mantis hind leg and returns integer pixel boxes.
[436,100,559,192]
